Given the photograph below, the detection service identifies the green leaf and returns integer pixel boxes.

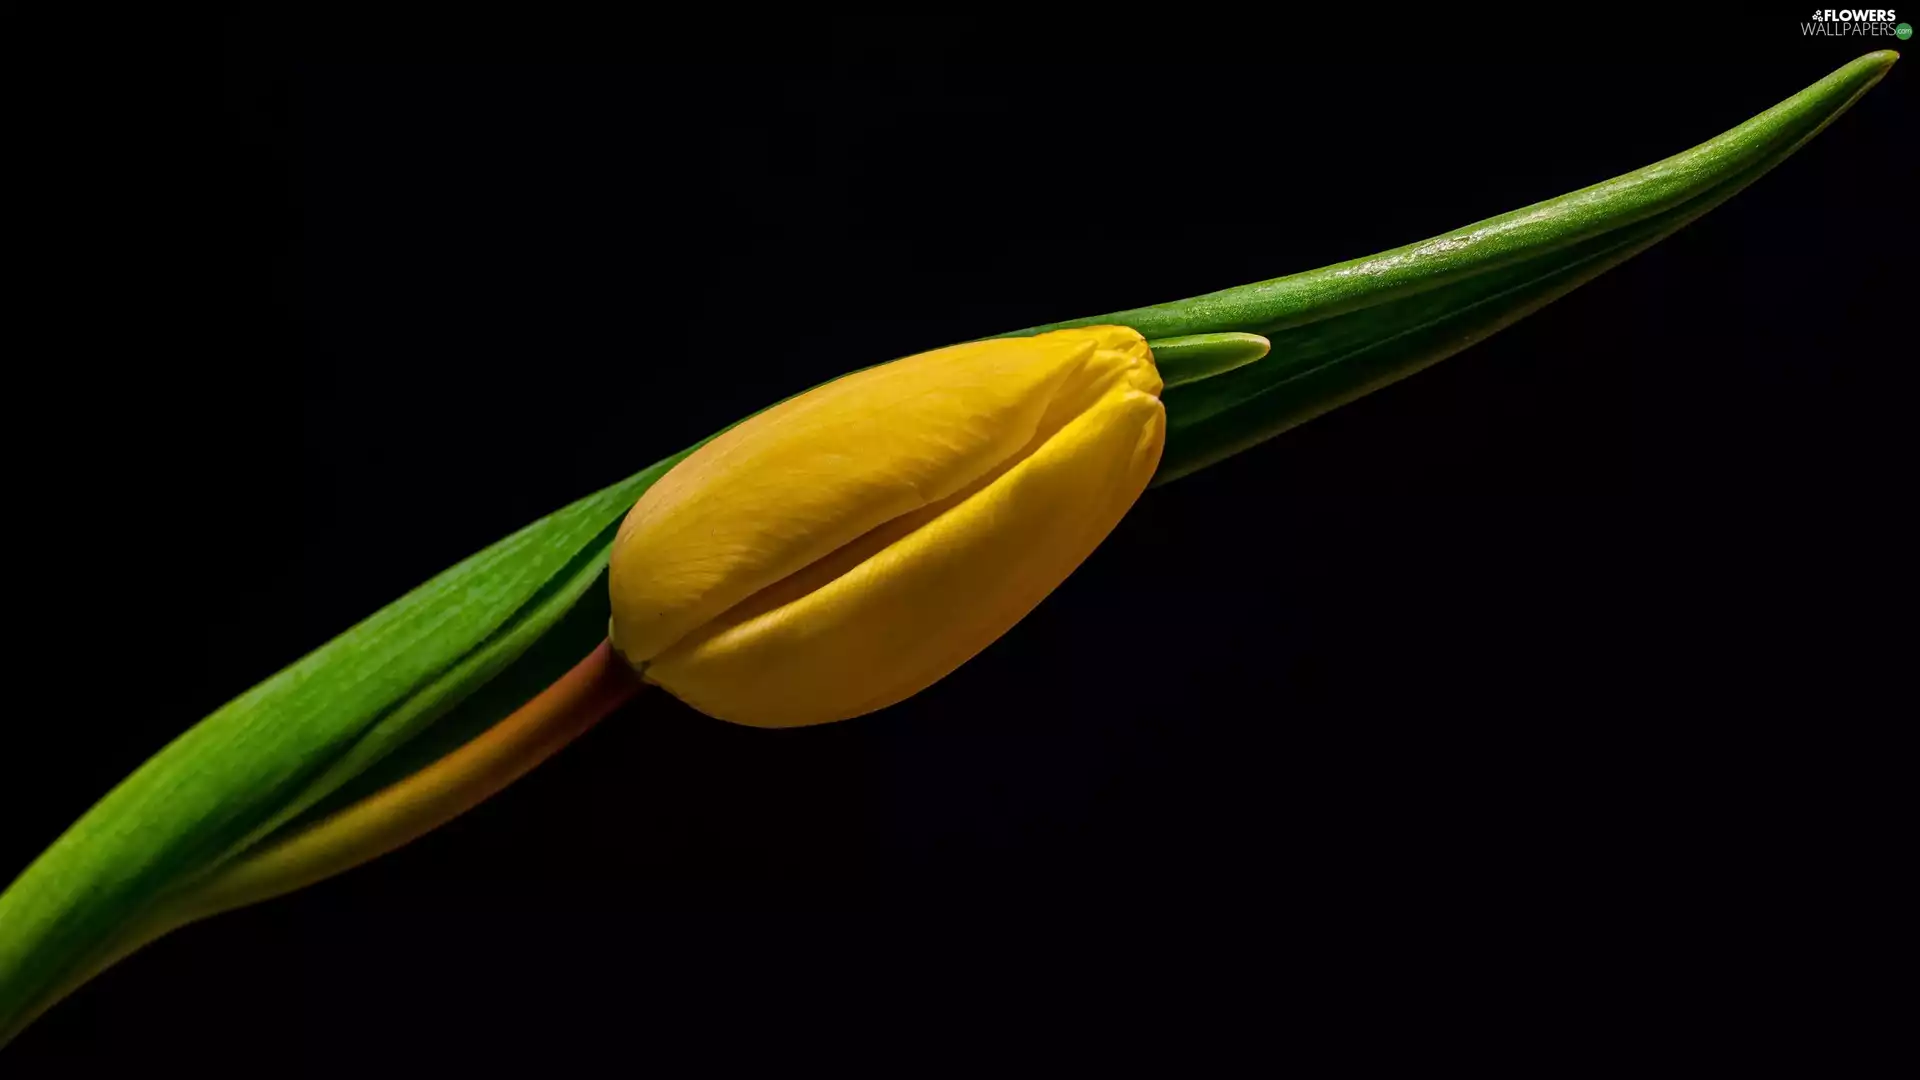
[0,446,703,1040]
[1006,50,1898,483]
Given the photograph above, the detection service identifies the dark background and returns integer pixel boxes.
[9,13,1911,1069]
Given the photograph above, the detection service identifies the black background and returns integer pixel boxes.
[9,13,1912,1069]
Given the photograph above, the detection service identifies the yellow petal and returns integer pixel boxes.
[609,325,1164,727]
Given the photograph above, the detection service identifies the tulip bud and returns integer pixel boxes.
[608,325,1164,728]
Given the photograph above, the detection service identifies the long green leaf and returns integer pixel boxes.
[2,50,1895,1046]
[1008,50,1897,481]
[0,448,702,1039]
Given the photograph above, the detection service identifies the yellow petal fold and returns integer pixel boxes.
[608,325,1163,728]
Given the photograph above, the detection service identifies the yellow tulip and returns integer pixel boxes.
[608,325,1165,728]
